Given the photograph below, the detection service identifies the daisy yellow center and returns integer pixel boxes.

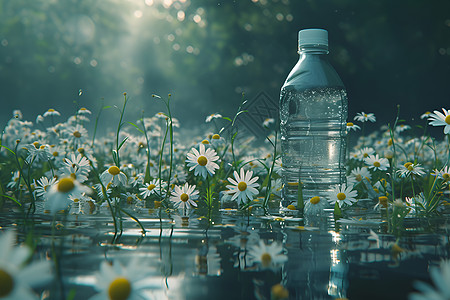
[379,196,388,207]
[0,269,14,297]
[57,177,75,193]
[443,173,450,181]
[212,134,220,140]
[271,284,289,299]
[73,131,81,138]
[404,162,413,169]
[373,161,381,168]
[337,193,346,201]
[53,151,59,157]
[445,115,450,125]
[261,253,272,267]
[287,204,296,210]
[108,166,121,176]
[147,184,156,191]
[180,193,189,202]
[201,139,209,145]
[48,108,55,112]
[108,277,131,300]
[310,196,320,204]
[346,122,354,127]
[197,155,208,166]
[238,182,247,192]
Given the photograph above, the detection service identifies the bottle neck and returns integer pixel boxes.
[298,44,329,55]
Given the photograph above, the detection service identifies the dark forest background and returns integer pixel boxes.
[1,0,449,134]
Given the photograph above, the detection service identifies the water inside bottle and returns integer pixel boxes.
[280,86,348,205]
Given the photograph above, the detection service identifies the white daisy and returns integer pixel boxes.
[121,192,140,205]
[210,133,225,147]
[357,147,375,161]
[328,184,358,208]
[262,118,275,128]
[428,108,450,134]
[433,166,450,182]
[186,143,220,179]
[36,115,44,124]
[273,158,283,176]
[170,182,199,209]
[346,122,361,132]
[64,124,88,146]
[397,162,426,178]
[45,177,90,214]
[364,154,390,171]
[354,112,376,123]
[0,230,53,300]
[420,111,432,119]
[409,260,450,300]
[395,124,411,133]
[247,240,288,271]
[12,110,23,119]
[205,113,222,123]
[100,166,128,187]
[24,142,52,163]
[43,108,61,117]
[349,167,372,185]
[139,179,165,199]
[34,176,57,200]
[77,107,92,115]
[304,196,326,216]
[59,164,89,183]
[62,153,91,176]
[226,168,260,204]
[89,257,156,300]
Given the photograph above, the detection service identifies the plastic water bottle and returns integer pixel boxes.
[280,28,348,207]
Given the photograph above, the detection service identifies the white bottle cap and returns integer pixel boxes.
[298,28,328,47]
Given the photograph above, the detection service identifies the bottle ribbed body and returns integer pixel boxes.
[279,34,348,207]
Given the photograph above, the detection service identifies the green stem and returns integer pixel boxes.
[92,98,106,148]
[85,155,119,241]
[120,207,146,235]
[114,93,129,167]
[262,132,277,211]
[140,113,152,182]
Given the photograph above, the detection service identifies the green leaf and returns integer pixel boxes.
[236,110,248,117]
[128,122,145,134]
[333,201,342,218]
[222,117,232,122]
[118,136,129,151]
[66,289,77,300]
[297,182,304,211]
[0,144,16,156]
[0,194,21,206]
[112,150,118,166]
[261,173,270,188]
